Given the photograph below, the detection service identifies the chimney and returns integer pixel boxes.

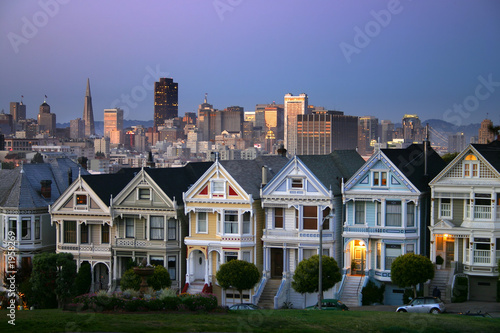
[40,180,52,199]
[262,165,268,187]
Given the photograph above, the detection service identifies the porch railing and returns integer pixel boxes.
[473,205,491,219]
[115,238,166,248]
[473,250,490,264]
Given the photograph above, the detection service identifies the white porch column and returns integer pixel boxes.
[113,255,117,281]
[283,247,287,277]
[108,262,112,289]
[17,217,21,242]
[205,251,210,284]
[90,263,95,292]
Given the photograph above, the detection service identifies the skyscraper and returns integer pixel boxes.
[478,118,494,144]
[154,78,178,128]
[70,118,85,139]
[402,114,424,143]
[104,108,124,144]
[448,132,466,153]
[296,110,358,155]
[284,93,308,156]
[83,78,95,137]
[38,99,56,136]
[10,101,26,123]
[358,116,379,155]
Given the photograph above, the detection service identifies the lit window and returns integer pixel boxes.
[76,194,87,205]
[373,172,387,186]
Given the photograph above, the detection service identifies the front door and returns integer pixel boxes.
[351,240,366,275]
[193,251,206,281]
[445,241,454,268]
[271,248,283,278]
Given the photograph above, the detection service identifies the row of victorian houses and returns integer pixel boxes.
[1,140,499,307]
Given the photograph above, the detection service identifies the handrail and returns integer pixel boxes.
[273,277,287,309]
[252,274,267,305]
[336,274,347,299]
[356,276,366,306]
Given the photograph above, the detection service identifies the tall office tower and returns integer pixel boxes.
[83,78,95,137]
[70,118,85,139]
[284,93,308,156]
[402,114,424,143]
[104,108,124,144]
[37,99,56,136]
[0,111,14,135]
[379,120,394,143]
[197,94,216,141]
[94,137,110,156]
[478,118,495,144]
[154,78,178,128]
[264,103,284,141]
[358,116,379,155]
[448,132,466,153]
[296,110,358,155]
[220,106,244,133]
[10,102,26,123]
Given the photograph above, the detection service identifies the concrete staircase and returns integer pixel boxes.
[257,279,282,309]
[430,269,451,302]
[186,280,205,294]
[339,275,363,308]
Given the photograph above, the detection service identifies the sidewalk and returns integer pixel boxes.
[350,301,500,318]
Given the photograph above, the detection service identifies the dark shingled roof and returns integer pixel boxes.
[382,143,446,192]
[0,158,87,209]
[81,173,135,205]
[471,140,500,172]
[220,156,289,198]
[297,150,365,194]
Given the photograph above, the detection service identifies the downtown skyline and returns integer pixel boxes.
[1,0,499,125]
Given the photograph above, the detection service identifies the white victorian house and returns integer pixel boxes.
[259,151,364,308]
[429,141,500,301]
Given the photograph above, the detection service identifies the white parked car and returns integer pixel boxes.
[396,297,446,314]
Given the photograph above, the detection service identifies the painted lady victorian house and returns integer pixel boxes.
[341,143,445,306]
[259,151,364,308]
[429,141,500,301]
[50,163,211,292]
[183,156,288,306]
[0,159,84,283]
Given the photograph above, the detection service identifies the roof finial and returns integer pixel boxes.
[20,161,24,174]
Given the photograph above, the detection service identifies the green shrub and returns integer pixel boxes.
[73,262,91,296]
[159,287,177,300]
[124,298,147,312]
[362,280,385,305]
[180,293,218,312]
[162,296,181,310]
[146,299,164,311]
[120,266,171,291]
[452,276,468,303]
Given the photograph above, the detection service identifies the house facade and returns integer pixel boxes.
[342,144,445,305]
[183,156,287,305]
[429,141,500,301]
[0,159,85,285]
[260,151,364,308]
[50,163,211,291]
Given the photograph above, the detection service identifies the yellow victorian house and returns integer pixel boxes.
[183,156,287,305]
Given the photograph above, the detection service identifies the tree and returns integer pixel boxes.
[391,253,434,298]
[78,156,88,169]
[441,152,459,165]
[292,255,342,295]
[120,265,171,291]
[55,253,77,308]
[31,152,44,164]
[30,253,58,308]
[216,260,260,302]
[72,261,91,296]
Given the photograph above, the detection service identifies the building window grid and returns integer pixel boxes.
[168,219,176,240]
[242,212,251,234]
[406,202,415,227]
[385,201,402,227]
[35,217,40,240]
[440,198,452,218]
[102,224,109,244]
[64,221,77,243]
[355,201,365,225]
[21,218,31,240]
[224,211,238,234]
[274,208,284,229]
[150,216,164,240]
[125,218,134,238]
[197,212,207,233]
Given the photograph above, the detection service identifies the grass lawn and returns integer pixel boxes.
[1,309,499,333]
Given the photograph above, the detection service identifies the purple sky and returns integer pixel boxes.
[1,0,499,126]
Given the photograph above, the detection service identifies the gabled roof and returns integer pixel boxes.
[381,143,446,192]
[297,150,364,194]
[471,140,500,172]
[116,162,213,205]
[81,173,135,206]
[220,156,289,198]
[0,158,87,209]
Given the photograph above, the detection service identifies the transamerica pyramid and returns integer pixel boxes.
[83,78,95,137]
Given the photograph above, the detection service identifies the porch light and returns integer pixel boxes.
[359,241,365,246]
[318,209,335,310]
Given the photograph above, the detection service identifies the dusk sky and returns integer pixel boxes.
[1,0,499,126]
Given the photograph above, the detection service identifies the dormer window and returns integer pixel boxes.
[138,188,151,200]
[372,171,387,186]
[291,178,303,189]
[464,154,479,178]
[211,180,225,198]
[76,194,87,205]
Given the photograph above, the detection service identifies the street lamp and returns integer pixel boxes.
[318,208,335,310]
